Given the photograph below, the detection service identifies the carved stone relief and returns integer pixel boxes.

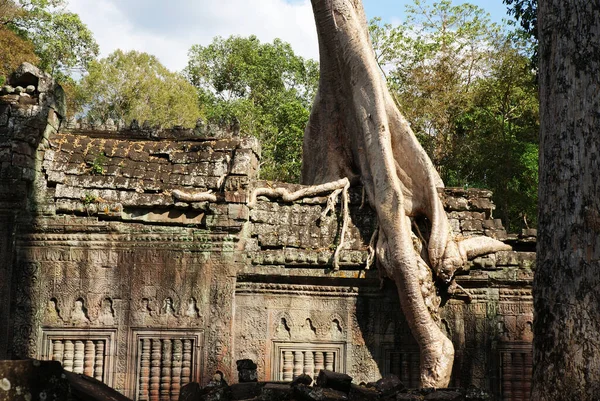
[38,328,117,387]
[127,330,203,401]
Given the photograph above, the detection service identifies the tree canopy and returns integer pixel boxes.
[1,0,98,79]
[76,50,202,128]
[185,35,319,182]
[369,0,539,230]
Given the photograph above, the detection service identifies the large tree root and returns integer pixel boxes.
[248,178,350,207]
[172,189,217,202]
[303,0,510,387]
[250,178,351,269]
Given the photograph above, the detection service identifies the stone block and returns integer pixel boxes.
[444,196,469,211]
[374,375,404,395]
[483,229,507,240]
[231,149,258,176]
[225,191,247,203]
[229,204,249,221]
[482,219,503,229]
[521,228,537,237]
[396,395,422,401]
[0,360,69,401]
[230,382,263,400]
[469,198,495,211]
[291,374,313,387]
[316,370,352,393]
[239,136,261,156]
[461,219,483,231]
[236,359,258,383]
[260,383,292,401]
[496,251,520,266]
[423,390,462,400]
[294,385,349,401]
[348,385,378,401]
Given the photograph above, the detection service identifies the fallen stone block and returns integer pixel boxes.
[316,370,353,393]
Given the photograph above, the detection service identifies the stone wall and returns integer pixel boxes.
[0,65,535,401]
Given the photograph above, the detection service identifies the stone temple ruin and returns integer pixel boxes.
[0,64,535,400]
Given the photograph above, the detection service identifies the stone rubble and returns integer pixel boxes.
[178,364,491,401]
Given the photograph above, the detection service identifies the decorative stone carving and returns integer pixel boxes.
[128,331,203,401]
[381,346,421,388]
[161,298,177,316]
[39,329,116,386]
[3,90,535,399]
[98,298,115,325]
[71,298,90,324]
[45,298,63,324]
[499,343,533,401]
[301,319,317,339]
[275,315,293,340]
[272,342,345,381]
[185,298,200,318]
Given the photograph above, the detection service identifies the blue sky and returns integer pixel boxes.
[67,0,513,72]
[362,0,510,24]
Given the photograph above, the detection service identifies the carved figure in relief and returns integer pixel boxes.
[276,318,292,339]
[45,298,63,323]
[331,319,343,339]
[185,297,200,318]
[141,298,156,316]
[301,318,317,339]
[71,298,90,323]
[98,297,115,325]
[162,297,177,316]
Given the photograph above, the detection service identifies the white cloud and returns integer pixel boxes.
[67,0,319,72]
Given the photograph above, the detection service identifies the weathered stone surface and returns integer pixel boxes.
[64,371,133,401]
[0,67,533,401]
[316,370,353,393]
[347,385,378,401]
[0,360,132,401]
[395,395,422,401]
[374,375,405,395]
[197,380,233,401]
[0,360,69,401]
[294,385,349,401]
[230,382,264,400]
[291,374,313,387]
[179,382,203,401]
[237,359,258,383]
[423,390,462,400]
[260,383,293,401]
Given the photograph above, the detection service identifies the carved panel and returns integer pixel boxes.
[271,342,345,381]
[0,214,14,359]
[499,342,532,401]
[39,328,117,386]
[127,330,203,401]
[380,344,420,388]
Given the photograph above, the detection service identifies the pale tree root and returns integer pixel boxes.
[248,178,349,207]
[303,0,512,388]
[172,189,217,203]
[249,178,351,269]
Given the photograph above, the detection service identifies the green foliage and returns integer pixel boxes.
[370,0,539,230]
[186,35,319,182]
[448,39,539,229]
[87,152,106,175]
[82,192,98,205]
[371,1,502,168]
[4,0,98,77]
[77,50,202,128]
[0,24,39,80]
[503,0,538,65]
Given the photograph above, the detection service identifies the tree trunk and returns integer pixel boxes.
[533,1,600,399]
[302,0,509,388]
